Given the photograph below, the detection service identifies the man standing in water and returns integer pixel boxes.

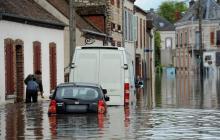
[34,70,44,98]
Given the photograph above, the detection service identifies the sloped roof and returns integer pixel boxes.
[178,0,220,22]
[0,0,65,28]
[76,14,101,33]
[147,10,175,31]
[46,0,104,34]
[76,5,106,16]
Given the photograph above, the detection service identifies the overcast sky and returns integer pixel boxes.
[134,0,167,11]
[134,0,188,11]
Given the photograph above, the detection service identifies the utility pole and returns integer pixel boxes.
[69,0,76,71]
[198,0,203,76]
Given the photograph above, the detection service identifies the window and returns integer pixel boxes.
[117,25,121,31]
[185,32,188,46]
[210,32,214,45]
[134,16,137,41]
[140,18,142,48]
[180,33,182,47]
[216,30,220,46]
[176,34,178,47]
[111,40,116,46]
[117,41,121,47]
[195,31,200,49]
[111,22,116,31]
[124,10,128,40]
[165,38,172,48]
[124,9,135,41]
[56,87,100,101]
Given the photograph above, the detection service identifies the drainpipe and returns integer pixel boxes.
[122,0,125,47]
[69,0,76,76]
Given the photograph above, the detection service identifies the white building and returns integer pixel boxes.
[0,0,65,103]
[147,9,176,67]
[123,0,137,71]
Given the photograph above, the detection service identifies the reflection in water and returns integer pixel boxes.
[5,103,25,140]
[1,73,220,139]
[157,71,220,109]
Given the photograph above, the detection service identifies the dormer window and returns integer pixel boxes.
[159,22,164,27]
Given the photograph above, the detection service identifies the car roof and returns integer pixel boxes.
[57,82,101,88]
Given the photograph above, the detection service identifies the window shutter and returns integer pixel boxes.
[210,32,214,45]
[140,18,142,48]
[133,16,137,42]
[4,39,15,95]
[49,43,57,91]
[33,41,42,73]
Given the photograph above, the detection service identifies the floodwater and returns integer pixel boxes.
[1,72,220,139]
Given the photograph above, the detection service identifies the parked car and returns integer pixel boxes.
[48,82,109,115]
[69,46,136,106]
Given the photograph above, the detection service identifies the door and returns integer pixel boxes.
[99,50,124,105]
[73,50,99,84]
[5,39,15,97]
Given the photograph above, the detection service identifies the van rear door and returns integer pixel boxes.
[99,49,124,105]
[73,49,99,84]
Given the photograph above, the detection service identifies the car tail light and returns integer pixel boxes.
[48,100,57,114]
[124,83,130,105]
[98,100,105,114]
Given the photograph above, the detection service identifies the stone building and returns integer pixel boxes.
[75,0,123,47]
[34,0,111,80]
[175,0,220,74]
[134,5,148,79]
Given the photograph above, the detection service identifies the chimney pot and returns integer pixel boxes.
[189,0,195,7]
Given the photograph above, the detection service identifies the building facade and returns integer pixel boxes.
[147,9,175,68]
[0,0,65,103]
[134,5,147,79]
[123,0,136,71]
[175,0,220,74]
[35,0,110,80]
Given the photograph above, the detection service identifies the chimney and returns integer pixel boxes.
[189,0,195,7]
[150,8,154,12]
[175,11,181,21]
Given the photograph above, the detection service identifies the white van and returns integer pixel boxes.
[69,46,136,106]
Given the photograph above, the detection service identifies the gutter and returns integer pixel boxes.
[82,29,109,37]
[1,12,66,30]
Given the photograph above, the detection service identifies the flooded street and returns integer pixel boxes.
[1,72,220,139]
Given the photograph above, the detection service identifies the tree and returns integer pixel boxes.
[158,1,187,23]
[154,31,161,68]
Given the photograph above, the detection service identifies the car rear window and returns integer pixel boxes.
[55,86,100,101]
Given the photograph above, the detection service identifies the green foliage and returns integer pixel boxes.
[154,31,161,70]
[158,1,187,23]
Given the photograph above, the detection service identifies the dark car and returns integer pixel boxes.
[48,82,109,115]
